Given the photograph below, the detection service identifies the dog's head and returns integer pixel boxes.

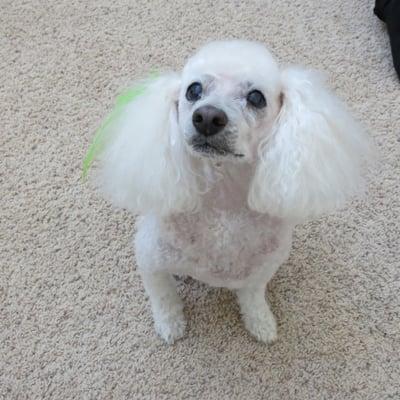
[178,41,281,161]
[94,40,373,219]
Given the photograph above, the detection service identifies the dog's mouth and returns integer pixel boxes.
[190,136,244,158]
[192,143,243,158]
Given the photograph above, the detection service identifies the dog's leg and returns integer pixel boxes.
[141,271,186,344]
[236,284,277,343]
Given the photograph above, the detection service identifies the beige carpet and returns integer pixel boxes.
[1,0,399,398]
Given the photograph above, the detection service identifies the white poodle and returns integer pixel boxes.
[92,40,372,344]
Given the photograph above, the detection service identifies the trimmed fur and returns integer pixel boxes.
[91,40,373,344]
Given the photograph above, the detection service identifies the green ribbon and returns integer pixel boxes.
[82,73,158,179]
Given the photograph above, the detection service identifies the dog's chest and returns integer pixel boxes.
[160,210,286,283]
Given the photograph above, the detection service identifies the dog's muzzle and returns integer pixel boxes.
[189,106,244,158]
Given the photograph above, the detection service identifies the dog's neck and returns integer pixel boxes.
[198,158,254,211]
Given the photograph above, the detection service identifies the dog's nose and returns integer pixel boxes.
[192,106,228,136]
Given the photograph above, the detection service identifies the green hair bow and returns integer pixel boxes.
[82,73,158,179]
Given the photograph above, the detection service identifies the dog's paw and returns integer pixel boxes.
[242,310,277,344]
[154,311,187,344]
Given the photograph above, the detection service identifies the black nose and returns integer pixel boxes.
[192,105,228,136]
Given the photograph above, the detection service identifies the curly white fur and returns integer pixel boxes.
[92,40,373,344]
[96,74,201,216]
[248,67,371,220]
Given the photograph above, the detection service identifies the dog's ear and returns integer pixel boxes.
[248,67,373,221]
[93,73,199,216]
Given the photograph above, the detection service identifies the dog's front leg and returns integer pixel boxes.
[237,284,277,344]
[141,271,186,344]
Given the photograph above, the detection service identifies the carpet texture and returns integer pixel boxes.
[1,1,399,399]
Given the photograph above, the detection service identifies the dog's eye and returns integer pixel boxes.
[247,90,267,109]
[186,82,202,102]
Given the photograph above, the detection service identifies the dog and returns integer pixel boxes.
[93,40,372,344]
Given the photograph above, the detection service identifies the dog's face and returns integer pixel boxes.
[96,39,371,219]
[178,41,282,161]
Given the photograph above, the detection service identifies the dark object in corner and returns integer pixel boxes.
[374,0,400,80]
